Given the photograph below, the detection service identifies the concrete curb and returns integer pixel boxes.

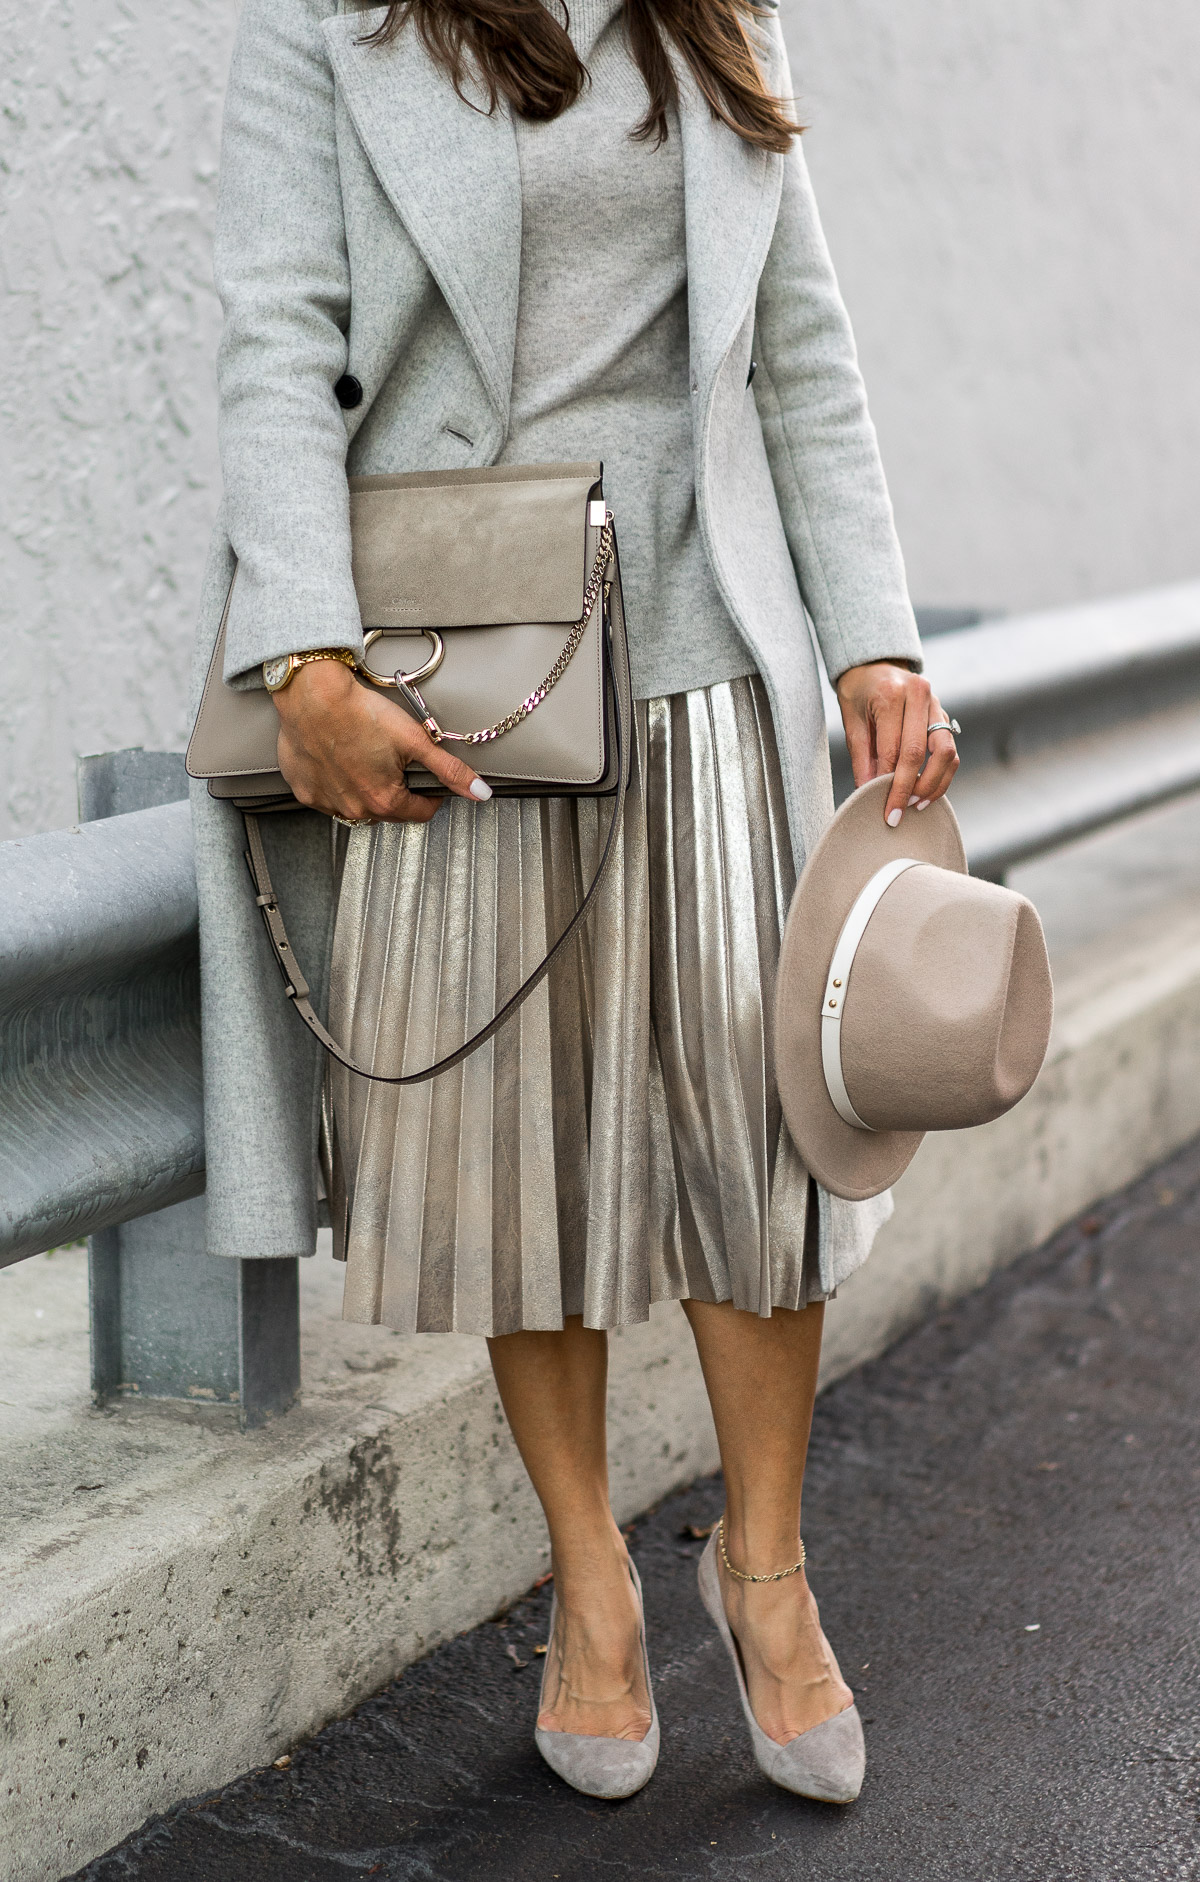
[2,891,1199,1882]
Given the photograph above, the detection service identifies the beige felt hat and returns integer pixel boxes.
[775,776,1054,1202]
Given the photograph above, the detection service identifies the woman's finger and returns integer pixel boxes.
[911,693,959,806]
[883,684,933,825]
[841,706,877,788]
[393,712,492,802]
[914,731,959,806]
[869,686,906,782]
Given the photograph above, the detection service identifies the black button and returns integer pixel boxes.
[746,359,757,387]
[334,374,363,410]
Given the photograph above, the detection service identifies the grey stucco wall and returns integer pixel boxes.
[1,0,1198,838]
[785,0,1200,617]
[0,0,234,841]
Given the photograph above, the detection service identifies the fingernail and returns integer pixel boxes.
[887,807,903,828]
[916,798,930,811]
[907,794,920,807]
[469,778,493,801]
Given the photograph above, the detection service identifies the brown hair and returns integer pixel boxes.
[361,0,802,154]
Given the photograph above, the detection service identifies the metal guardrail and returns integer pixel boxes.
[3,580,1199,1421]
[0,794,201,1265]
[0,750,298,1425]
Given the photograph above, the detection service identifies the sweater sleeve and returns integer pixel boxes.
[213,0,364,684]
[753,26,923,683]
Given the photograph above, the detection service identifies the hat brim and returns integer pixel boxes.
[775,776,968,1201]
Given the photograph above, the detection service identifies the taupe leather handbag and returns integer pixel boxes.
[186,461,632,1085]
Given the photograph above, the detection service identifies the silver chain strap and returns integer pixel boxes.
[397,514,615,748]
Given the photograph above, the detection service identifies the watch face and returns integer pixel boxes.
[263,656,293,692]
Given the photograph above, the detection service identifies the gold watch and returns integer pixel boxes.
[263,648,357,693]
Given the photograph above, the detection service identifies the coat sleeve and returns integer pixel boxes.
[753,23,923,684]
[213,0,363,684]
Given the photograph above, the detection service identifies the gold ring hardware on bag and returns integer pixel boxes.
[357,627,446,689]
[355,514,616,749]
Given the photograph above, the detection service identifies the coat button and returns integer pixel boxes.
[334,374,363,410]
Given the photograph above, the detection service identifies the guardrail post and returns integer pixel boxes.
[89,1200,300,1426]
[79,751,300,1428]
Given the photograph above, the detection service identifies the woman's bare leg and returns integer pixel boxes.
[682,1298,854,1744]
[487,1317,652,1741]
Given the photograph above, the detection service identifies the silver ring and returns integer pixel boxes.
[927,718,961,738]
[332,814,374,829]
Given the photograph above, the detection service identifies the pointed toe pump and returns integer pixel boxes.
[697,1526,865,1804]
[534,1559,660,1800]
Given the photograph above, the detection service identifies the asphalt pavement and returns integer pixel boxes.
[71,1137,1200,1882]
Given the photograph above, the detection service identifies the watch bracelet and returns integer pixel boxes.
[293,647,357,673]
[265,647,358,690]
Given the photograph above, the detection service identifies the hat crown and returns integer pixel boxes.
[839,866,1053,1133]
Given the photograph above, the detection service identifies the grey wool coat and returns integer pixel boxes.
[191,0,925,1297]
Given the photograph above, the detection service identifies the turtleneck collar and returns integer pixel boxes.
[549,0,627,63]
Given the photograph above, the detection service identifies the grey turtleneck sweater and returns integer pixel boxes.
[498,0,754,700]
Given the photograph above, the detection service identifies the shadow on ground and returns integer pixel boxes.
[71,1141,1200,1882]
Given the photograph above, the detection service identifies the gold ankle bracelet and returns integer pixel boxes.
[717,1516,806,1584]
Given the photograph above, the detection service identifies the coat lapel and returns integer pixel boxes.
[322,7,521,423]
[323,9,784,428]
[674,37,784,390]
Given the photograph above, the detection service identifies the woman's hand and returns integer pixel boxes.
[272,659,491,823]
[835,661,959,827]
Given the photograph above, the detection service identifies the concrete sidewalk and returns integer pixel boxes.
[68,1137,1200,1882]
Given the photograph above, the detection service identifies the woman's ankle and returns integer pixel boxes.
[547,1514,631,1604]
[718,1509,805,1582]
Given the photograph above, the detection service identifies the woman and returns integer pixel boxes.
[194,0,958,1803]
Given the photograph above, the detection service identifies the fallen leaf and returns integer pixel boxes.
[272,1755,292,1770]
[679,1521,717,1540]
[534,1644,548,1655]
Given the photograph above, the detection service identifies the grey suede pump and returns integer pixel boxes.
[533,1558,660,1799]
[697,1528,865,1803]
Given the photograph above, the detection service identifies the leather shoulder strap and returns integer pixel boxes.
[242,574,632,1087]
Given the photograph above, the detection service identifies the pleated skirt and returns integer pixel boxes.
[325,674,825,1336]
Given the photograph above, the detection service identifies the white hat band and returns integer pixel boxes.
[819,858,922,1131]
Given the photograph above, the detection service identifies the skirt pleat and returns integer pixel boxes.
[328,674,823,1335]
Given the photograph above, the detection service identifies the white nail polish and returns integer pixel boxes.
[907,794,920,807]
[916,798,930,811]
[469,778,493,801]
[887,807,903,828]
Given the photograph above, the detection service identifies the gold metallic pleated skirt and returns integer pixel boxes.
[326,674,823,1336]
